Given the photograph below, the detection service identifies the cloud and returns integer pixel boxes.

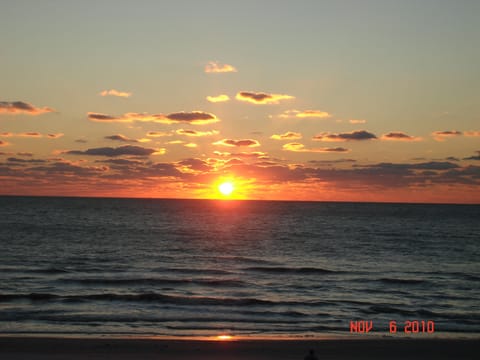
[464,131,480,137]
[464,151,480,161]
[432,130,462,141]
[0,132,62,139]
[0,101,55,115]
[212,139,260,147]
[146,131,172,137]
[206,94,230,103]
[47,133,64,139]
[65,145,161,157]
[279,109,331,119]
[270,131,302,140]
[7,157,46,163]
[313,130,377,141]
[105,134,139,143]
[212,151,267,159]
[283,143,349,153]
[349,119,367,124]
[178,158,211,172]
[88,111,219,125]
[381,132,421,141]
[204,61,237,73]
[75,139,88,143]
[176,129,219,137]
[236,91,294,105]
[0,140,9,146]
[99,89,132,98]
[184,143,197,148]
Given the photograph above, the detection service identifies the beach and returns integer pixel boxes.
[0,337,479,360]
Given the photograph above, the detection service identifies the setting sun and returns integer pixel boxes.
[218,182,234,196]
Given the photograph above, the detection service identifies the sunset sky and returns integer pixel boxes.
[1,0,479,203]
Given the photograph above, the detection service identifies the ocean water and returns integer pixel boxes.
[0,196,479,339]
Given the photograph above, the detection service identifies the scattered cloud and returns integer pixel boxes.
[104,134,140,143]
[75,139,88,143]
[283,143,349,153]
[99,89,132,98]
[349,119,367,124]
[236,91,294,105]
[184,143,198,148]
[1,132,63,139]
[146,131,172,137]
[17,152,33,157]
[313,130,377,141]
[65,145,162,157]
[432,130,462,141]
[381,132,421,141]
[270,131,302,140]
[176,129,219,137]
[0,140,9,146]
[204,61,237,73]
[279,109,331,119]
[0,101,55,115]
[206,94,230,103]
[464,131,480,137]
[88,111,219,125]
[213,139,261,147]
[47,133,64,139]
[178,158,211,172]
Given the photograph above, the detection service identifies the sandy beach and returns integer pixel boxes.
[0,337,478,360]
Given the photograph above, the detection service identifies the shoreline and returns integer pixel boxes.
[0,336,479,360]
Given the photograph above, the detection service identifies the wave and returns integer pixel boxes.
[58,277,246,288]
[244,266,339,275]
[378,278,426,285]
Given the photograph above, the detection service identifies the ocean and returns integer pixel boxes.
[0,196,479,339]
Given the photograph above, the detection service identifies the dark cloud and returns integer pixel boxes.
[213,139,260,147]
[75,139,88,143]
[65,145,158,157]
[236,91,294,104]
[0,101,55,115]
[270,132,302,140]
[7,157,47,163]
[313,130,377,141]
[283,143,349,153]
[88,111,218,125]
[105,134,139,143]
[0,140,8,146]
[381,132,420,141]
[176,129,219,137]
[432,130,462,141]
[464,151,480,161]
[178,158,211,172]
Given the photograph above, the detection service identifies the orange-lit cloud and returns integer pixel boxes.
[204,61,237,73]
[236,91,294,105]
[432,130,462,141]
[270,131,302,140]
[279,109,331,118]
[213,139,260,147]
[0,101,55,115]
[65,145,163,157]
[146,131,172,137]
[464,151,480,161]
[313,130,377,141]
[184,143,198,148]
[176,129,219,137]
[99,89,132,98]
[349,119,367,124]
[1,132,63,139]
[283,143,349,153]
[381,132,421,141]
[206,94,230,103]
[88,111,219,125]
[464,131,480,137]
[0,140,9,146]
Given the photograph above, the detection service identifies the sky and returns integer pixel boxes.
[1,0,479,203]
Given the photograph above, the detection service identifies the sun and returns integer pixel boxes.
[218,181,234,196]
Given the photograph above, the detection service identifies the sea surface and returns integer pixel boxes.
[0,196,479,339]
